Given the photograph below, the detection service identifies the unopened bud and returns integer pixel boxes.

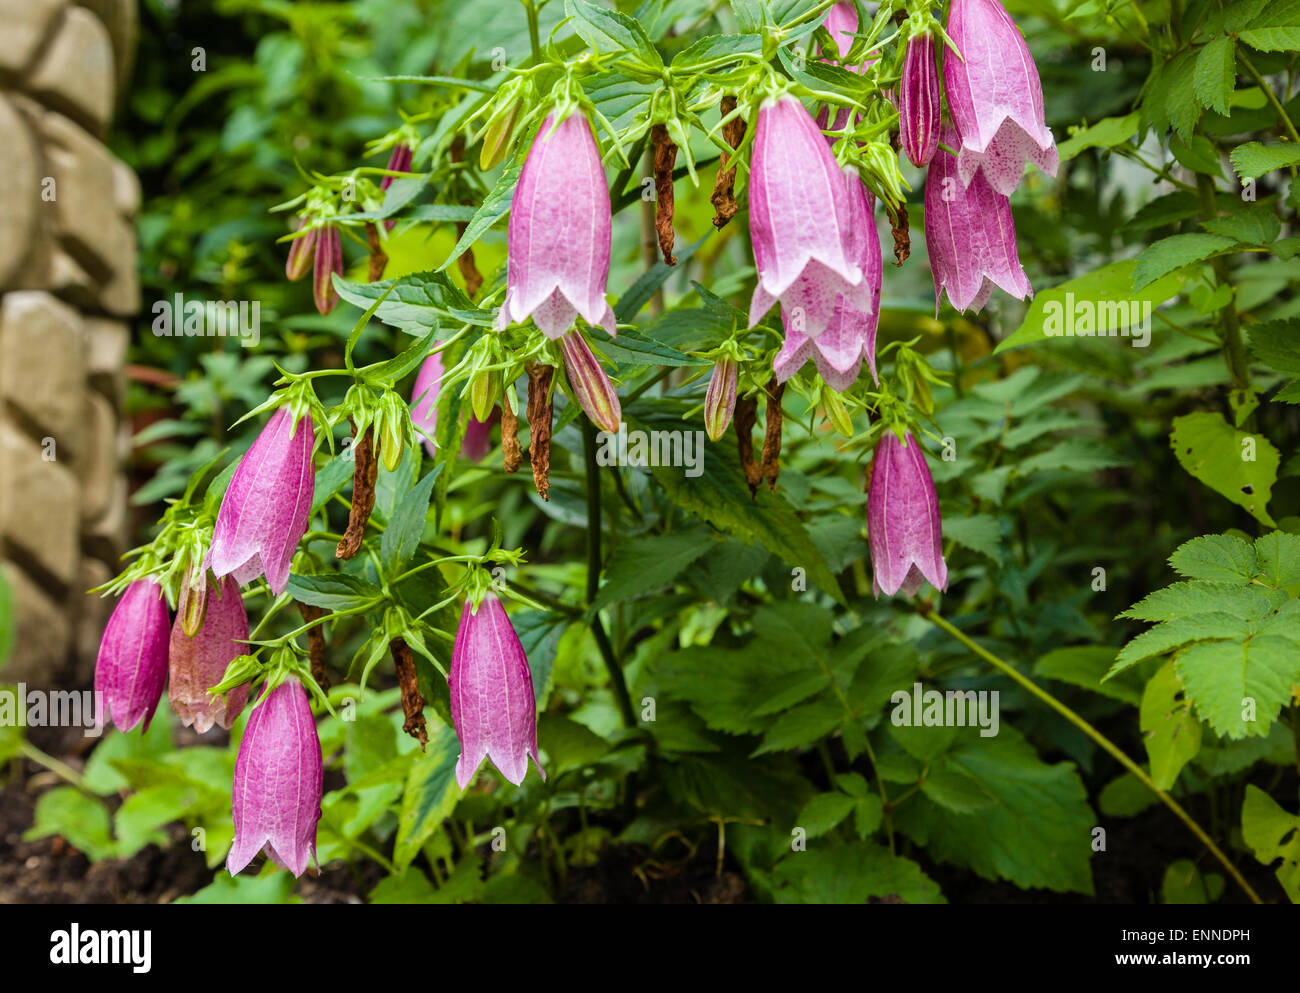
[704,358,738,442]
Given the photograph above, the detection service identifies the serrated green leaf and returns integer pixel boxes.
[1169,533,1259,582]
[1178,635,1300,738]
[1170,412,1279,526]
[1256,530,1300,587]
[1241,785,1300,902]
[797,793,857,837]
[1230,141,1300,181]
[1133,234,1240,291]
[1140,661,1202,789]
[1193,37,1236,115]
[393,727,460,869]
[770,843,947,904]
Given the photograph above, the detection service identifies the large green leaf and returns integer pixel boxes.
[393,726,460,870]
[1170,411,1279,525]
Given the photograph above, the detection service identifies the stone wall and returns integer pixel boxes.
[0,0,138,688]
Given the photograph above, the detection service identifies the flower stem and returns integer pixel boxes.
[915,601,1264,904]
[582,420,636,729]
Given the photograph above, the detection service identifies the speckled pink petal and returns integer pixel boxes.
[95,579,170,733]
[748,95,862,313]
[169,574,250,733]
[924,124,1032,314]
[946,0,1057,195]
[449,594,545,790]
[868,431,948,598]
[500,112,615,338]
[411,353,443,458]
[227,678,322,878]
[210,406,316,596]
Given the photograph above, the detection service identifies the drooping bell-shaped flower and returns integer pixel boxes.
[285,218,316,282]
[449,593,545,790]
[899,32,940,167]
[168,574,250,733]
[559,331,621,434]
[462,410,495,463]
[868,430,948,598]
[924,124,1032,313]
[380,144,413,192]
[773,167,882,391]
[95,578,170,733]
[411,353,442,459]
[748,96,865,342]
[496,111,617,340]
[704,357,738,442]
[945,0,1057,195]
[209,406,315,596]
[380,144,414,231]
[227,677,323,878]
[313,224,342,315]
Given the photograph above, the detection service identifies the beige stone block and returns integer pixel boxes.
[26,7,116,134]
[84,317,128,406]
[0,0,68,78]
[0,561,71,687]
[0,291,85,455]
[0,423,80,587]
[79,390,117,522]
[0,96,43,289]
[75,0,136,91]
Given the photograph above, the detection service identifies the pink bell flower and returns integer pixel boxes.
[168,574,251,733]
[868,430,948,598]
[95,578,170,733]
[496,112,617,340]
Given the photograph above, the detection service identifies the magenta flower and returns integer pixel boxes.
[380,143,413,192]
[899,32,940,167]
[313,224,342,315]
[924,124,1032,313]
[462,410,495,463]
[285,218,317,283]
[496,111,616,340]
[747,96,866,344]
[209,406,315,596]
[449,594,545,790]
[772,167,882,391]
[945,0,1057,195]
[559,331,621,434]
[95,578,170,732]
[380,144,414,231]
[227,677,323,878]
[168,574,250,733]
[411,353,442,459]
[868,430,948,598]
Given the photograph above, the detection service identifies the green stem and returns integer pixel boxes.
[523,0,542,64]
[19,742,91,794]
[1239,53,1300,157]
[1194,172,1254,402]
[917,603,1264,905]
[582,420,636,729]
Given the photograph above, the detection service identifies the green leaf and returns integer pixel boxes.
[393,727,460,870]
[1247,319,1300,375]
[177,873,300,904]
[1140,661,1202,790]
[380,466,441,569]
[1121,581,1278,622]
[593,530,714,610]
[1255,530,1300,587]
[1161,859,1225,903]
[797,793,857,837]
[565,0,664,72]
[1056,112,1140,160]
[1230,141,1300,181]
[942,514,1003,562]
[1170,412,1279,526]
[891,727,1096,894]
[1114,612,1249,670]
[1177,635,1300,738]
[537,714,610,773]
[335,269,489,337]
[996,261,1187,353]
[1201,204,1280,244]
[287,572,384,611]
[1193,37,1236,115]
[23,787,116,861]
[1132,234,1240,291]
[750,699,844,756]
[1240,27,1300,53]
[671,33,763,70]
[1035,645,1143,704]
[640,424,844,605]
[1169,533,1259,582]
[1142,50,1200,138]
[1241,785,1300,902]
[770,843,947,904]
[442,156,524,272]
